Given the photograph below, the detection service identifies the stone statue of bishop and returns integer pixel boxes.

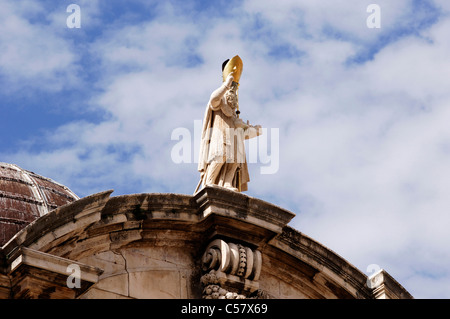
[197,56,262,193]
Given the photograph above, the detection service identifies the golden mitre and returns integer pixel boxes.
[222,55,243,83]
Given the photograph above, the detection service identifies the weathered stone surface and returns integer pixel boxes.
[368,269,413,299]
[194,186,295,235]
[6,247,102,299]
[129,270,187,298]
[2,190,112,258]
[0,186,413,299]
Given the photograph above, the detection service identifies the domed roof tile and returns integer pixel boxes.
[0,162,79,246]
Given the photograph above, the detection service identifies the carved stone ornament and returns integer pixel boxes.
[200,239,267,299]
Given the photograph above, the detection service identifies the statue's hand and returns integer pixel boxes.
[248,123,263,135]
[242,123,263,140]
[254,125,263,136]
[234,118,249,129]
[246,121,262,133]
[225,74,234,88]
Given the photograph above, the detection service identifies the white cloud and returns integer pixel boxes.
[2,0,450,298]
[0,1,80,92]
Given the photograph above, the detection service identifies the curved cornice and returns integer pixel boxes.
[0,186,412,299]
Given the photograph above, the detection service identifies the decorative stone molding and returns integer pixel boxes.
[0,186,413,299]
[201,239,261,281]
[200,270,246,299]
[368,269,414,299]
[200,239,267,299]
[7,247,102,298]
[194,186,296,236]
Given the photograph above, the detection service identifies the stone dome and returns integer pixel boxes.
[0,162,79,246]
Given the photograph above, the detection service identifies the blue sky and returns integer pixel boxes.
[2,0,450,298]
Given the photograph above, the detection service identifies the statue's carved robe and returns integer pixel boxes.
[198,87,250,191]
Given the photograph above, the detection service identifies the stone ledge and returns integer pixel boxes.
[8,247,103,282]
[270,226,372,299]
[0,187,413,299]
[368,269,413,299]
[194,186,295,234]
[2,190,113,258]
[7,247,103,299]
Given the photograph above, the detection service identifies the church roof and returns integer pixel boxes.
[0,166,412,299]
[0,187,413,299]
[0,162,79,246]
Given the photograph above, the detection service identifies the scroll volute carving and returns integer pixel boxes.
[201,239,261,281]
